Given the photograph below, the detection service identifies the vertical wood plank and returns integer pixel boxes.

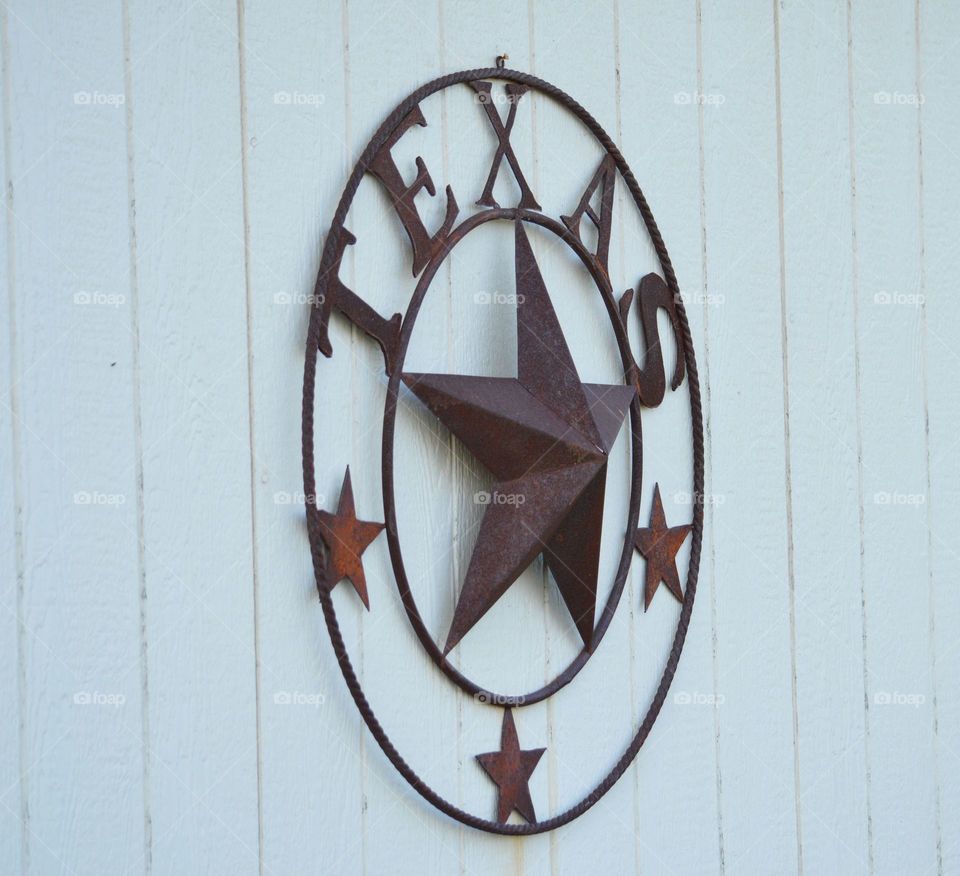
[619,1,724,872]
[342,3,463,873]
[849,0,940,871]
[239,2,364,874]
[243,2,366,873]
[0,7,24,871]
[442,5,534,874]
[125,0,260,871]
[918,1,960,870]
[777,0,870,871]
[700,0,800,870]
[529,4,643,874]
[4,1,147,871]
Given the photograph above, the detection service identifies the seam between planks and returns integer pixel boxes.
[526,8,555,876]
[432,3,470,873]
[339,3,369,873]
[771,1,804,872]
[694,1,725,871]
[610,4,644,875]
[845,1,875,871]
[913,1,943,872]
[233,0,265,874]
[0,3,28,872]
[120,0,152,872]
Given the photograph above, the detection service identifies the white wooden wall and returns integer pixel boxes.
[1,1,957,874]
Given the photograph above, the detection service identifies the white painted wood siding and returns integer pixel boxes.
[0,1,955,874]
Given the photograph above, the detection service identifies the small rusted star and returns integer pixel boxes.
[476,709,545,824]
[634,483,691,610]
[316,466,384,609]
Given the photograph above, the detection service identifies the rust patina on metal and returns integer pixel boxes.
[635,482,693,610]
[315,466,385,610]
[382,203,642,709]
[402,221,635,655]
[302,65,704,833]
[476,710,546,824]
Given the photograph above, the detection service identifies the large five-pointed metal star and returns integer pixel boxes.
[403,220,635,654]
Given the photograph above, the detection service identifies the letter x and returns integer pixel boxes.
[470,81,541,210]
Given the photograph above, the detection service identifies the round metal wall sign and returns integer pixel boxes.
[302,65,704,834]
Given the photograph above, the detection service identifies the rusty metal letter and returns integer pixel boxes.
[367,104,459,277]
[315,227,402,374]
[629,273,686,407]
[562,154,616,278]
[470,81,541,211]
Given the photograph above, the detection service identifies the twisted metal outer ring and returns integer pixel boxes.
[302,67,705,835]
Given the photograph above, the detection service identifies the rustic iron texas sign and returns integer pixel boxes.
[302,63,704,834]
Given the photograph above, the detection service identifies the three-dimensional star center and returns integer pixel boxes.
[403,220,635,654]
